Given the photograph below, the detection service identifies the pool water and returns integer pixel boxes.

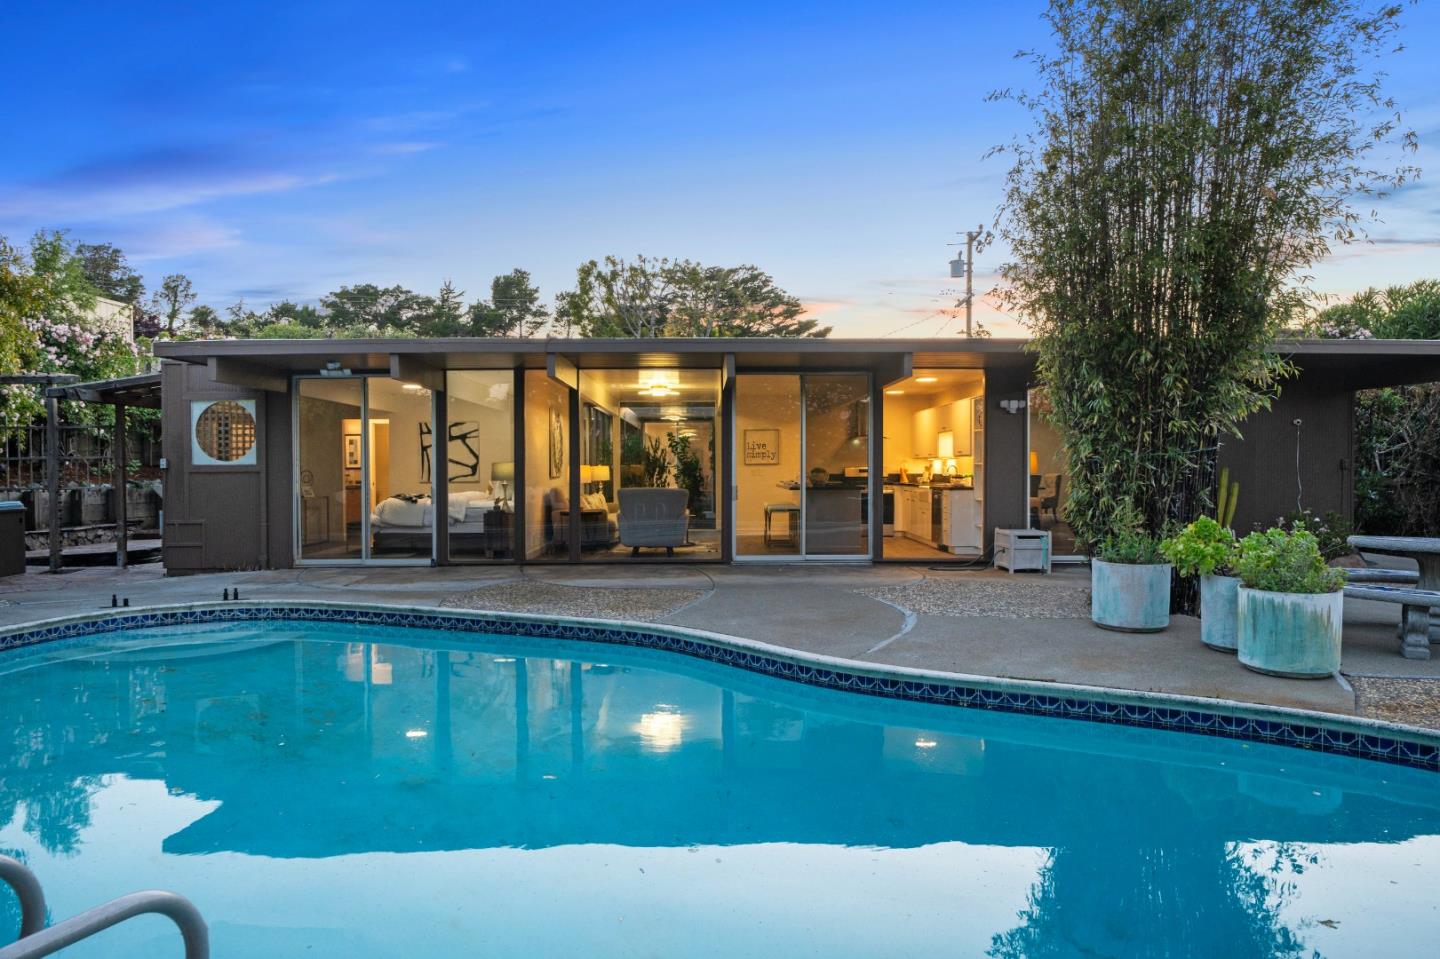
[0,620,1436,958]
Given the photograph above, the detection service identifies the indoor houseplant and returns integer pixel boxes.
[1233,526,1347,678]
[1091,523,1172,633]
[1160,516,1240,651]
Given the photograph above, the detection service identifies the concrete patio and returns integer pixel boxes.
[2,561,1436,727]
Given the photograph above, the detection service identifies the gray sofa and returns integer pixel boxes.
[617,488,689,555]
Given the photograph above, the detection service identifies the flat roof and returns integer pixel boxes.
[42,371,163,408]
[153,336,1440,387]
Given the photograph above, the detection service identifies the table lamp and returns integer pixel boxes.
[491,461,514,510]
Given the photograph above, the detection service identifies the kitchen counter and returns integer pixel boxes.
[890,480,974,490]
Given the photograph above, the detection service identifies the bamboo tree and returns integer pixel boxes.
[990,0,1416,549]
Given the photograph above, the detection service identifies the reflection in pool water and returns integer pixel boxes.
[0,620,1436,958]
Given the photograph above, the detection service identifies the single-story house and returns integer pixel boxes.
[150,336,1440,571]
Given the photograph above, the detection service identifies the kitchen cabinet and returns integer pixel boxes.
[911,398,977,458]
[941,489,982,554]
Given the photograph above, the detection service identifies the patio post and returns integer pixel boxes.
[46,391,61,573]
[113,401,128,569]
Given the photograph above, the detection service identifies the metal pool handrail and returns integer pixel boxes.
[0,855,208,959]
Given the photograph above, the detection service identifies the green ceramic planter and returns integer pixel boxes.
[1236,587,1342,678]
[1091,560,1172,633]
[1199,574,1240,652]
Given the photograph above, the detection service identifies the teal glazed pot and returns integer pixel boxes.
[1199,574,1241,652]
[1237,587,1343,678]
[1091,560,1172,633]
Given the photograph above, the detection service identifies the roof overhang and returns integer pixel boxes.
[152,336,1440,394]
[42,371,163,409]
[1273,339,1440,390]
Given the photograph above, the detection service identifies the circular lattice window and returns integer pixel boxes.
[194,400,257,463]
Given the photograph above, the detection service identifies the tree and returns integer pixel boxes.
[151,274,197,336]
[991,0,1415,549]
[467,269,549,336]
[558,255,826,338]
[73,242,144,307]
[414,280,469,337]
[1307,281,1440,536]
[320,284,431,335]
[187,304,225,335]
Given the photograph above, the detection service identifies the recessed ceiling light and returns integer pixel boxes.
[915,376,939,383]
[885,389,905,395]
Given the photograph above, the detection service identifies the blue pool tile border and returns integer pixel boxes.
[2,602,1436,773]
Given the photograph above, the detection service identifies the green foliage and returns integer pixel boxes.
[666,431,704,514]
[151,273,196,336]
[992,0,1414,550]
[1307,279,1440,536]
[1095,510,1166,565]
[557,255,827,338]
[0,232,148,426]
[1279,509,1354,562]
[1234,526,1346,594]
[1160,516,1237,577]
[73,242,145,308]
[641,435,672,487]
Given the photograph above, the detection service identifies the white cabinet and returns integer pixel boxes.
[941,489,982,555]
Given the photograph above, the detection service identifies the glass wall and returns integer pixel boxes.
[365,377,436,560]
[578,369,722,561]
[804,374,870,557]
[524,370,572,560]
[735,375,802,557]
[879,370,986,561]
[445,371,516,561]
[1027,388,1077,556]
[297,378,365,561]
[734,373,871,559]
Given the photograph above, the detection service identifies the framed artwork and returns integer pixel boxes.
[419,421,482,483]
[448,421,481,483]
[548,405,565,478]
[973,401,985,431]
[343,433,362,469]
[744,428,780,465]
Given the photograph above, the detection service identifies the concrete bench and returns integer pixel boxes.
[1342,567,1419,584]
[1343,583,1440,660]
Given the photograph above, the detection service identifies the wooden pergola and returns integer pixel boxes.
[42,371,162,571]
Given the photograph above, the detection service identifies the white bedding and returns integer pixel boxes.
[371,491,496,529]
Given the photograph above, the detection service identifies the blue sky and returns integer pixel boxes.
[2,1,1438,338]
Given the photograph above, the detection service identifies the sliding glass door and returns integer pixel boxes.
[295,375,435,565]
[733,373,871,560]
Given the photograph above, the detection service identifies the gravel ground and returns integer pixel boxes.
[859,575,1091,619]
[1348,675,1440,730]
[441,581,706,622]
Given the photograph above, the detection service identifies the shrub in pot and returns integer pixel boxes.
[1233,526,1347,678]
[1160,516,1240,652]
[1091,526,1172,633]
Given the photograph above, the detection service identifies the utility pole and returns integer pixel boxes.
[948,225,983,337]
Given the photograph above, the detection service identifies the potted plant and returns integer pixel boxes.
[1091,522,1172,633]
[1161,516,1240,651]
[1232,525,1347,678]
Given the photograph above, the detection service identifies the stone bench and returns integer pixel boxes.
[1343,583,1440,660]
[1342,567,1419,584]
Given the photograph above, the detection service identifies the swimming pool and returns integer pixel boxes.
[0,610,1436,958]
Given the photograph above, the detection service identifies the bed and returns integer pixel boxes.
[370,490,505,554]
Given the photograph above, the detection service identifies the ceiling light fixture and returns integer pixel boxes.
[915,376,939,384]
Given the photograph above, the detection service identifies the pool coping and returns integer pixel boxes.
[2,599,1436,772]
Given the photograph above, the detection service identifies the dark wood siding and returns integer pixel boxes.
[161,360,276,572]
